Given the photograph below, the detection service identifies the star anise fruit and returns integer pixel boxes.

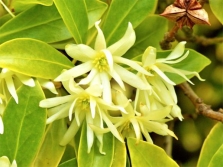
[160,0,210,28]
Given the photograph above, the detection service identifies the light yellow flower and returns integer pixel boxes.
[55,20,151,103]
[0,156,17,167]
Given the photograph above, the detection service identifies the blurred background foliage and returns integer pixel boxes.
[157,0,222,166]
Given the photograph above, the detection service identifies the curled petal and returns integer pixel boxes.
[5,76,18,104]
[16,73,35,87]
[94,20,106,51]
[166,41,187,60]
[108,22,136,57]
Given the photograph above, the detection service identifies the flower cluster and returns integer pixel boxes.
[39,21,203,153]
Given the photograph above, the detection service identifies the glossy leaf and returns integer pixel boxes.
[124,15,168,59]
[102,0,157,45]
[209,0,223,24]
[0,81,47,167]
[197,123,223,167]
[15,0,53,6]
[0,5,72,44]
[127,138,179,167]
[111,139,126,167]
[58,158,78,167]
[156,48,211,84]
[85,0,108,29]
[0,38,73,79]
[54,0,89,44]
[33,119,67,167]
[78,123,115,167]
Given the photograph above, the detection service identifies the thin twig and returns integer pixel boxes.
[178,82,223,122]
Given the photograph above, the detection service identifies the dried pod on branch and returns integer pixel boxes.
[160,0,210,28]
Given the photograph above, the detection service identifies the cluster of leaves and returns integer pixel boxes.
[0,0,222,166]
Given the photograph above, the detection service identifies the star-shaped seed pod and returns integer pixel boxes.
[160,0,210,28]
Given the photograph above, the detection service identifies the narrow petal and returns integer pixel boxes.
[5,76,18,103]
[39,95,74,108]
[139,122,153,143]
[65,44,96,61]
[79,69,97,85]
[114,64,150,90]
[159,50,189,64]
[16,73,35,87]
[69,98,77,121]
[90,97,96,118]
[86,114,94,153]
[109,69,125,90]
[60,119,79,146]
[100,72,112,103]
[130,118,141,143]
[142,46,157,67]
[102,49,113,72]
[94,20,106,51]
[114,56,152,76]
[165,41,187,60]
[107,22,136,57]
[38,78,58,94]
[54,61,93,81]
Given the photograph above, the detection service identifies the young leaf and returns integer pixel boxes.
[0,38,73,79]
[78,123,115,167]
[32,119,67,167]
[0,81,47,167]
[102,0,157,45]
[54,0,89,44]
[209,0,223,24]
[127,138,179,167]
[124,15,168,59]
[156,49,211,84]
[197,123,223,167]
[0,4,72,44]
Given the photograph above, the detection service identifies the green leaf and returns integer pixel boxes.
[85,0,108,29]
[209,0,223,24]
[0,4,72,44]
[32,119,67,167]
[58,158,78,167]
[197,123,223,167]
[111,139,126,167]
[127,138,179,167]
[102,0,157,45]
[78,122,115,167]
[54,0,89,44]
[124,15,168,59]
[0,81,47,167]
[0,38,73,79]
[156,49,211,84]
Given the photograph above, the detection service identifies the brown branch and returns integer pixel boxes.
[178,82,223,122]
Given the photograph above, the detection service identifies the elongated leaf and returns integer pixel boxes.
[59,158,78,167]
[54,0,89,44]
[33,119,67,167]
[124,15,168,59]
[209,0,223,24]
[78,123,115,167]
[15,0,53,6]
[156,49,211,84]
[111,139,126,167]
[197,123,223,167]
[0,38,73,79]
[208,144,223,167]
[85,0,108,29]
[102,0,157,45]
[0,81,47,167]
[127,138,179,167]
[0,4,72,44]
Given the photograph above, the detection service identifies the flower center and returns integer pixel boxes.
[93,52,109,72]
[77,95,90,110]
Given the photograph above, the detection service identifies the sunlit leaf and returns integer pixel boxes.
[54,0,88,44]
[197,123,223,167]
[0,81,46,167]
[0,5,72,44]
[111,139,126,167]
[127,138,179,167]
[78,123,115,167]
[0,38,73,79]
[124,15,168,59]
[102,0,158,45]
[209,0,223,24]
[85,0,108,29]
[33,119,67,167]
